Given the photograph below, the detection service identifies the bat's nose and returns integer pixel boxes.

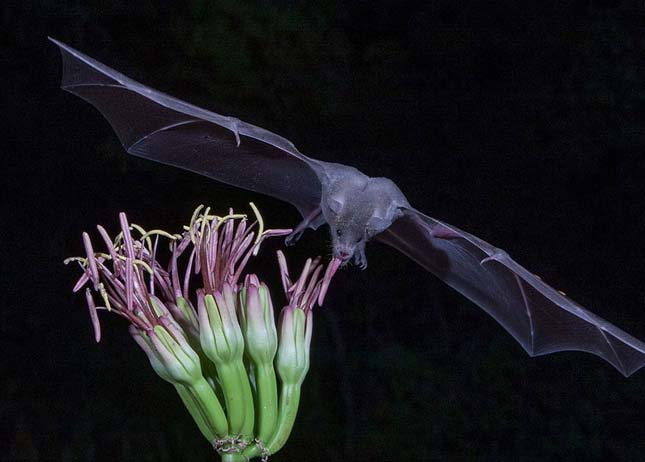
[336,248,353,261]
[339,250,351,259]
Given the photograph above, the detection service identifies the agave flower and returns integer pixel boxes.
[66,204,339,461]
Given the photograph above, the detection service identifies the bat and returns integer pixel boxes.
[50,37,645,377]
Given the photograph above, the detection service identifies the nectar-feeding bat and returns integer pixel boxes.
[51,38,645,377]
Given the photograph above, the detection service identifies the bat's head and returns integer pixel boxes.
[325,195,374,264]
[323,176,403,267]
[329,224,366,262]
[326,201,389,266]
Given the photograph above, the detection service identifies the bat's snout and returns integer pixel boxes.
[338,249,352,260]
[333,244,355,262]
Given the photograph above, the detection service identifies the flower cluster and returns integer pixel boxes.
[67,205,339,461]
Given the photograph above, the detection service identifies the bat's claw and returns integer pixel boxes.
[285,229,303,247]
[228,117,241,147]
[353,249,368,270]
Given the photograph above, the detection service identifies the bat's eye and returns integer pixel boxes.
[336,229,342,237]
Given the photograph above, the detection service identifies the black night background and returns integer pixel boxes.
[4,1,645,461]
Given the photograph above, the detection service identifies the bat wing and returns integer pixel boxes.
[49,38,322,218]
[377,207,645,376]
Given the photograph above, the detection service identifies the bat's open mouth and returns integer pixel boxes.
[333,244,355,262]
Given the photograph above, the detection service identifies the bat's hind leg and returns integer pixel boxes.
[353,243,368,270]
[285,208,324,246]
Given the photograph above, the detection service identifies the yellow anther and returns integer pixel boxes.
[132,259,154,275]
[113,231,124,246]
[198,206,212,242]
[130,223,153,251]
[213,213,247,232]
[63,256,86,265]
[141,229,178,241]
[249,202,264,245]
[189,205,205,244]
[99,282,112,312]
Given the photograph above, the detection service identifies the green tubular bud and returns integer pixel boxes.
[246,306,313,458]
[275,307,313,387]
[150,320,203,386]
[242,280,278,364]
[198,288,244,364]
[131,318,203,386]
[129,325,173,383]
[198,286,254,438]
[239,277,279,446]
[130,326,228,439]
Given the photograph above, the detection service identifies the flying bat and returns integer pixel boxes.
[50,37,645,377]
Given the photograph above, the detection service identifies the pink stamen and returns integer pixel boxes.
[318,257,342,306]
[125,257,134,313]
[70,208,319,345]
[302,264,324,310]
[276,251,291,294]
[85,288,101,343]
[183,248,196,300]
[82,232,99,290]
[73,272,90,293]
[292,258,312,302]
[119,213,135,258]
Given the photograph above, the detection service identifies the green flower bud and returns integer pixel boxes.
[198,283,254,438]
[150,317,203,386]
[129,317,203,386]
[129,325,173,383]
[240,276,278,364]
[198,284,245,364]
[275,306,313,387]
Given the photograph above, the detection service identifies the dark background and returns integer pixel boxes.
[4,1,645,461]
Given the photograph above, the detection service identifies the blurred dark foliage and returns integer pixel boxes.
[4,1,645,461]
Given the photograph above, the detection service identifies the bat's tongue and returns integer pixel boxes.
[317,257,342,306]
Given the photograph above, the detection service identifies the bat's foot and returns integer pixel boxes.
[353,249,368,270]
[286,210,324,246]
[285,229,304,247]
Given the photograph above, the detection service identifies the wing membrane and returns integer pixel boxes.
[50,38,322,217]
[377,208,645,376]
